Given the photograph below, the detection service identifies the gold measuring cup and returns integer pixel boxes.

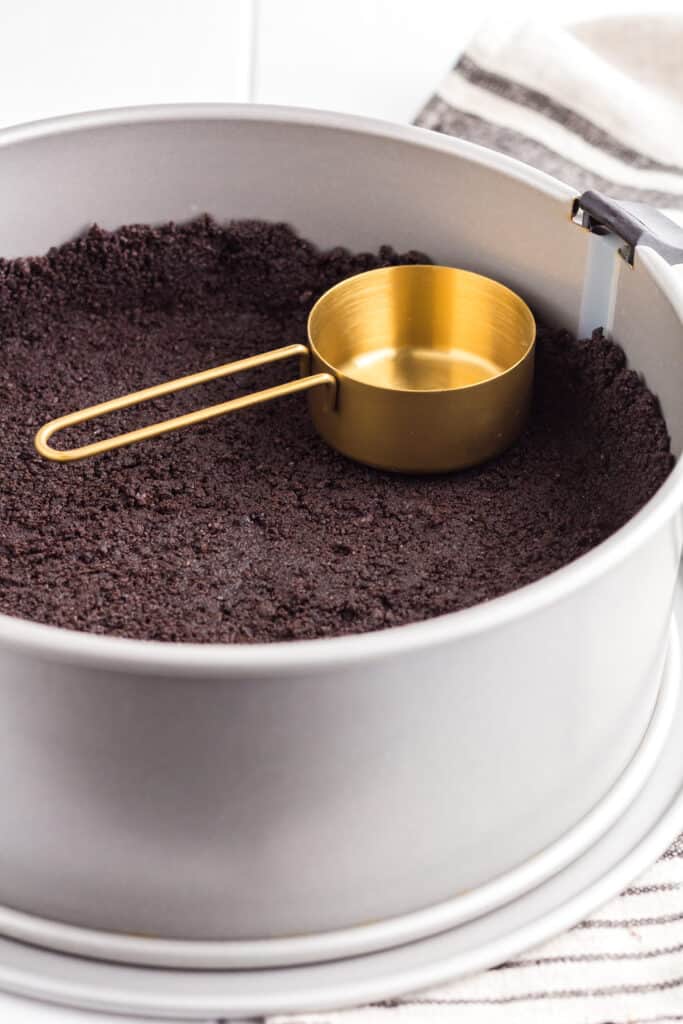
[34,265,536,474]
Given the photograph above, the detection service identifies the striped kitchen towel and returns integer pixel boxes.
[415,15,683,211]
[272,838,683,1024]
[273,15,683,1024]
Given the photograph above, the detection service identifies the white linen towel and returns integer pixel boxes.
[415,15,683,211]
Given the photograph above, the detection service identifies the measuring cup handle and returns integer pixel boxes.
[34,344,336,463]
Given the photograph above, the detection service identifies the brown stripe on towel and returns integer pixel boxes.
[415,99,683,208]
[662,836,683,858]
[455,54,683,174]
[575,911,683,929]
[623,882,683,896]
[495,940,683,967]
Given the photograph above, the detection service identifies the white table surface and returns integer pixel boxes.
[0,0,678,1018]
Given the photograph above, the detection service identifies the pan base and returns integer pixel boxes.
[0,601,679,1016]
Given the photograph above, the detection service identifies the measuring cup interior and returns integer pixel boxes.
[308,265,535,392]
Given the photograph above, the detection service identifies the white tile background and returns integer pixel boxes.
[1,0,682,129]
[0,0,681,1019]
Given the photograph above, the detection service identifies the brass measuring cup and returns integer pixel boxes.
[34,265,536,474]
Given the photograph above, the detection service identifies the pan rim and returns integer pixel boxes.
[0,103,681,673]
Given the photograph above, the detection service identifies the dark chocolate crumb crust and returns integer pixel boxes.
[0,218,673,643]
